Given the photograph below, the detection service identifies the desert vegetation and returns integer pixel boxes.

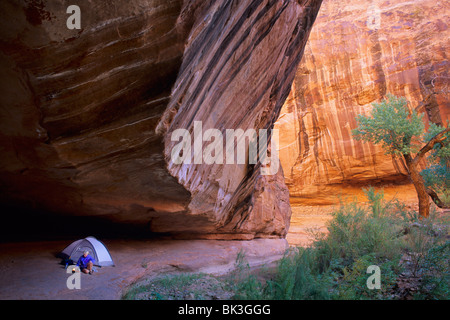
[352,94,450,218]
[123,188,449,300]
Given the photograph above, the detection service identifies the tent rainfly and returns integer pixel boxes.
[59,236,115,267]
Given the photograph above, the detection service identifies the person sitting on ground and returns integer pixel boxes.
[76,251,95,274]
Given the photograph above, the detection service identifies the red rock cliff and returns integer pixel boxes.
[276,0,449,205]
[0,0,322,239]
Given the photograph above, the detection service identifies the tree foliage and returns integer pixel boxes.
[352,94,450,214]
[423,122,450,161]
[421,122,450,204]
[352,94,424,156]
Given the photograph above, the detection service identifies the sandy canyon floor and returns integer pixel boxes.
[0,199,420,300]
[0,237,288,300]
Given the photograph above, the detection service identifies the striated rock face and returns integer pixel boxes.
[275,0,449,205]
[0,0,322,239]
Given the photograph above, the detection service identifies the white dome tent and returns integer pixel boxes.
[59,236,115,267]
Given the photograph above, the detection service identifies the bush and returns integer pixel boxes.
[264,248,332,300]
[124,188,449,300]
[416,241,450,299]
[227,250,266,300]
[313,188,404,269]
[231,188,449,300]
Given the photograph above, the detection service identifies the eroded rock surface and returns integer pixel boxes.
[0,0,322,239]
[275,0,449,205]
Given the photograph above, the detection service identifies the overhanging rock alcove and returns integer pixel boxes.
[0,0,322,240]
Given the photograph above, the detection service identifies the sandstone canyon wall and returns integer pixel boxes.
[276,0,449,206]
[0,0,322,239]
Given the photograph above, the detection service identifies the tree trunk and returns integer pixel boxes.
[403,154,430,218]
[426,187,449,209]
[407,126,450,217]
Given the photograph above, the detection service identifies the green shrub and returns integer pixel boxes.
[264,248,332,300]
[231,188,448,300]
[335,253,401,300]
[313,188,404,269]
[415,241,450,299]
[124,188,449,300]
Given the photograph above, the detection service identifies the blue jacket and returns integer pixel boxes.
[76,254,95,268]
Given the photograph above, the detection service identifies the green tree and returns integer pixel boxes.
[352,94,450,218]
[420,122,450,207]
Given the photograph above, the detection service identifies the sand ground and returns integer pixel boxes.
[1,199,425,300]
[0,238,288,300]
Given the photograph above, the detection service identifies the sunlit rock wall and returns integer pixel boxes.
[275,0,449,205]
